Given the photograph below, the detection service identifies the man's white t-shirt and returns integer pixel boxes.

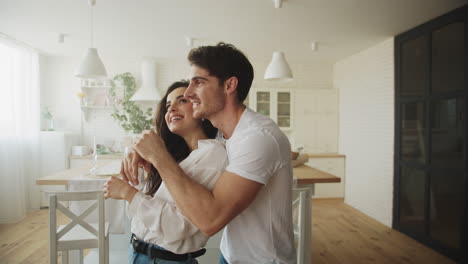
[128,139,228,253]
[219,107,296,264]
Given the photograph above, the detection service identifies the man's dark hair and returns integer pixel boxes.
[188,42,254,103]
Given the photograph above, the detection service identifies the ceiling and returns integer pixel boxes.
[1,0,467,64]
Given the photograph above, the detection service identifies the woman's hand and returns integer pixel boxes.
[133,130,169,167]
[121,151,151,186]
[103,176,138,203]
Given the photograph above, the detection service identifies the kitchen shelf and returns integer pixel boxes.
[79,78,113,121]
[80,105,113,121]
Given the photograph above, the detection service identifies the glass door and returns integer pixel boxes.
[395,6,467,262]
[256,91,270,116]
[277,92,291,128]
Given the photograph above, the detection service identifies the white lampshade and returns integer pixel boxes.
[264,51,293,81]
[130,58,162,102]
[75,48,107,78]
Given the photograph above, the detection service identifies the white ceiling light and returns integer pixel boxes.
[265,0,293,81]
[273,0,283,8]
[186,36,194,47]
[75,0,107,79]
[57,33,65,43]
[264,51,293,81]
[131,58,162,102]
[311,41,318,51]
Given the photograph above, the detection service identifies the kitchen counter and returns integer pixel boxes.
[70,154,124,159]
[37,164,340,187]
[306,153,345,158]
[36,166,120,185]
[293,165,341,184]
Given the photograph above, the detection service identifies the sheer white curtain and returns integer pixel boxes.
[0,38,41,223]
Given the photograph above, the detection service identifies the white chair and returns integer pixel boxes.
[49,191,109,264]
[292,187,312,264]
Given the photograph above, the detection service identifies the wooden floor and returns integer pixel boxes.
[311,199,454,264]
[0,209,68,264]
[0,199,455,264]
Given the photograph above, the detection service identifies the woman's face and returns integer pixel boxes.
[164,87,200,136]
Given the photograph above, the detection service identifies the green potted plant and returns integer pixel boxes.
[109,72,153,134]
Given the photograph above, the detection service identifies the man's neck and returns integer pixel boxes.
[210,104,246,140]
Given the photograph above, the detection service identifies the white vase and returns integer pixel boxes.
[47,119,55,131]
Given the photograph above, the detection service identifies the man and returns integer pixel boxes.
[123,43,296,264]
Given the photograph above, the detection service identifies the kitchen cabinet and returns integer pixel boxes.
[38,131,79,207]
[247,89,293,130]
[305,154,345,198]
[293,89,338,153]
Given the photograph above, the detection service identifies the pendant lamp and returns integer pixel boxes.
[130,58,162,102]
[264,51,293,81]
[264,0,293,81]
[75,0,107,78]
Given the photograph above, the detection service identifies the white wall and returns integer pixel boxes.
[40,55,82,133]
[40,55,339,153]
[334,38,394,227]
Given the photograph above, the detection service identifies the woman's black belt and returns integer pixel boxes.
[131,233,206,261]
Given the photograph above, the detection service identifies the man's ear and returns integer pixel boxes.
[225,77,238,96]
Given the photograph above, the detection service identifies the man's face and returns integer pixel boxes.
[185,65,226,120]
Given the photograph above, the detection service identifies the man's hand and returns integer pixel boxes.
[121,151,151,186]
[133,130,168,167]
[103,176,138,203]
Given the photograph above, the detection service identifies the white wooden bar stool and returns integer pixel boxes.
[292,187,312,264]
[49,191,109,264]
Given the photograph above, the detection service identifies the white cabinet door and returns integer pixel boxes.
[249,89,293,130]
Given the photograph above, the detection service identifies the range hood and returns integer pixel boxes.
[130,58,162,102]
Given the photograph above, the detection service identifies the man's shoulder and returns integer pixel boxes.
[231,123,290,155]
[240,109,283,136]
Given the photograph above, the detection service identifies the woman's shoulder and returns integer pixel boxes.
[197,139,226,156]
[183,139,226,169]
[198,138,225,149]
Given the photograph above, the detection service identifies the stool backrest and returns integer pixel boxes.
[49,191,105,261]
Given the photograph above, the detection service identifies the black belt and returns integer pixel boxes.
[130,233,206,261]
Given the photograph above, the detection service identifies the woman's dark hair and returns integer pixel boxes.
[144,80,217,196]
[188,42,254,103]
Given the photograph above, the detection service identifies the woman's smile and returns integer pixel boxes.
[169,114,184,123]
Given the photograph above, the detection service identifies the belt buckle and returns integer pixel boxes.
[131,234,139,250]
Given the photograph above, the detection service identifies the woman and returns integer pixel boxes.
[103,80,227,264]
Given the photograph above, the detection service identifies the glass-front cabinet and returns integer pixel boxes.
[246,89,293,130]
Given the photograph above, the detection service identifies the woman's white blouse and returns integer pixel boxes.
[127,139,227,253]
